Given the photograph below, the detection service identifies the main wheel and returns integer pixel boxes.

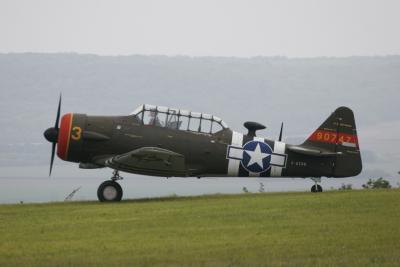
[311,184,323,193]
[97,180,123,202]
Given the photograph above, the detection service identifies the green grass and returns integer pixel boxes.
[1,190,400,266]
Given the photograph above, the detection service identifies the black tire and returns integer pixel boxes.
[317,184,323,192]
[311,185,317,193]
[97,180,123,202]
[311,184,323,193]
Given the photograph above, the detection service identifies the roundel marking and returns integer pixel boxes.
[241,141,273,173]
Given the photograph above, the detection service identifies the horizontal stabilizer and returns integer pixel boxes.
[287,145,342,157]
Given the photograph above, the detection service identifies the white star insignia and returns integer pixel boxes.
[244,143,271,170]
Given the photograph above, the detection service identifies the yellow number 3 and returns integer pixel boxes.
[71,126,82,141]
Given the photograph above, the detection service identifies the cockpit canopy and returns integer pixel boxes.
[131,104,228,134]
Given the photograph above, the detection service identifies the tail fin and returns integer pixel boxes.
[303,107,362,177]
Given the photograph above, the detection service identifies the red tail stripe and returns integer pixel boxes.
[308,130,359,147]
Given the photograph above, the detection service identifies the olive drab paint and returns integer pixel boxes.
[44,103,362,201]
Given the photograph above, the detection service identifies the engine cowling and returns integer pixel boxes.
[57,113,86,162]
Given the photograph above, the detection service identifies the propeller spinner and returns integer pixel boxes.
[43,94,62,176]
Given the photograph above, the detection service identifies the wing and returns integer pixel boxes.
[104,147,187,177]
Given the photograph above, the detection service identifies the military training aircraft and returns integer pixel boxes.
[44,96,362,202]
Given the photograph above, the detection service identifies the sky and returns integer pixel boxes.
[1,0,400,57]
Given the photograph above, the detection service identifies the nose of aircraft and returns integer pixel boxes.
[44,127,59,143]
[56,113,73,161]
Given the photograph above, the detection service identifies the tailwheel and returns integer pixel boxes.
[311,184,323,193]
[97,180,123,202]
[310,177,322,193]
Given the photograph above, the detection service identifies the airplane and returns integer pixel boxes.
[44,96,362,202]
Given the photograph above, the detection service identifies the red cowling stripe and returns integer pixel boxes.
[57,113,73,160]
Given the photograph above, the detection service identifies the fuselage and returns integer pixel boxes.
[56,113,344,178]
[44,102,362,201]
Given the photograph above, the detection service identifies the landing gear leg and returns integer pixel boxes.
[110,170,123,182]
[97,170,124,202]
[310,177,323,193]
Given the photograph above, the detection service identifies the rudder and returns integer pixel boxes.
[303,107,362,177]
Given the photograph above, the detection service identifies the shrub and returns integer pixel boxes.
[339,183,353,190]
[362,178,391,189]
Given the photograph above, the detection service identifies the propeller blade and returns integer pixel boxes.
[46,94,62,177]
[49,142,56,176]
[54,93,62,129]
[278,122,284,142]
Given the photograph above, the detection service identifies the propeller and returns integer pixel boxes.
[278,122,283,142]
[43,94,62,176]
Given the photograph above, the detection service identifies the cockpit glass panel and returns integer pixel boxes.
[202,113,212,120]
[157,106,168,113]
[188,117,201,132]
[213,116,222,122]
[168,108,179,115]
[191,112,201,118]
[211,121,223,133]
[133,104,229,132]
[144,104,157,111]
[167,108,178,128]
[166,111,179,129]
[221,121,228,128]
[130,105,143,116]
[143,110,160,126]
[201,119,212,133]
[134,111,143,121]
[180,109,190,116]
[178,116,189,131]
[157,112,167,127]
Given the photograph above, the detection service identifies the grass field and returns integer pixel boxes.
[0,190,400,266]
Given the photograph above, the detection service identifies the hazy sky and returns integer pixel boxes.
[1,0,399,57]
